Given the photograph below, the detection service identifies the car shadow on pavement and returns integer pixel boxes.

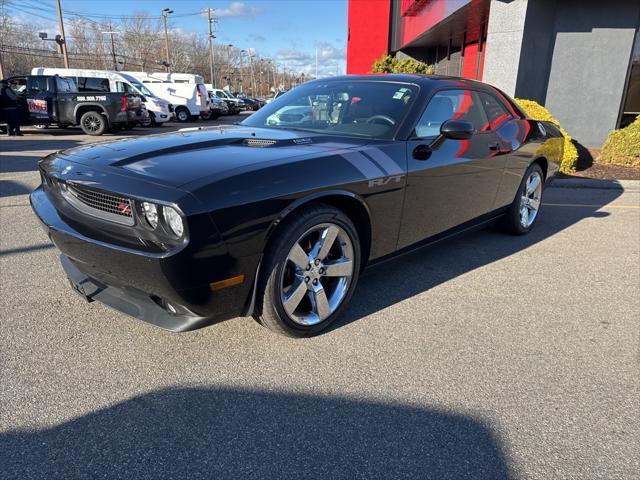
[0,387,513,479]
[0,179,32,197]
[338,183,623,329]
[0,138,81,153]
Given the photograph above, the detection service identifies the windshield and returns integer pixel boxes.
[129,80,155,97]
[242,81,418,139]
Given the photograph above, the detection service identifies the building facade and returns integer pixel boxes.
[347,0,640,147]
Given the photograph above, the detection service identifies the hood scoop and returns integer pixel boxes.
[242,138,278,147]
[241,137,313,148]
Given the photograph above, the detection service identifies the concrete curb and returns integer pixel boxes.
[549,178,640,191]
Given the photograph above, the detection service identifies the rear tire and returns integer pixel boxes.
[79,111,107,136]
[200,111,212,120]
[175,107,190,123]
[502,163,544,235]
[254,204,361,337]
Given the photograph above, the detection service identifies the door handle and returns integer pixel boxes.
[488,142,499,151]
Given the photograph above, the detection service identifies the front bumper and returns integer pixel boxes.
[61,255,213,331]
[30,185,257,332]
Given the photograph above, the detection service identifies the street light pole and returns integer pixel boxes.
[161,8,173,73]
[207,8,216,88]
[55,0,69,68]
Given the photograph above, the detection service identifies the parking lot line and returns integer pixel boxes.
[543,203,640,209]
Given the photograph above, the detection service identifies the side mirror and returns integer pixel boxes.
[440,119,474,140]
[423,119,475,152]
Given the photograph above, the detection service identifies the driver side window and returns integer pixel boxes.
[415,89,487,138]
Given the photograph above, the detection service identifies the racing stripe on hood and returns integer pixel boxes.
[362,148,404,175]
[342,151,386,178]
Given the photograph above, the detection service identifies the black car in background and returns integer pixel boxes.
[240,96,264,111]
[31,74,563,337]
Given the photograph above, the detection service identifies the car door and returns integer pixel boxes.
[25,76,54,125]
[398,88,507,248]
[52,75,77,123]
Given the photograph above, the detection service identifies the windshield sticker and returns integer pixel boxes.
[392,88,411,100]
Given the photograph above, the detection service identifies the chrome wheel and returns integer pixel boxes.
[280,223,354,326]
[519,171,542,228]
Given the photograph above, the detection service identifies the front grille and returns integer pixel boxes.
[61,182,135,226]
[243,138,277,147]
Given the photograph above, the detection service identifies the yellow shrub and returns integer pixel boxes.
[371,54,434,74]
[514,98,578,174]
[599,116,640,168]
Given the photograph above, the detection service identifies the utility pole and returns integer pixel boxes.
[248,53,256,94]
[239,49,247,93]
[55,0,69,68]
[206,8,216,88]
[161,8,173,73]
[107,22,117,70]
[0,50,5,79]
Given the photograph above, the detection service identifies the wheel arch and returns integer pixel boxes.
[74,104,107,123]
[242,190,373,318]
[266,190,372,269]
[530,156,548,180]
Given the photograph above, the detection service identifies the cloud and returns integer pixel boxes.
[246,33,266,43]
[215,2,261,18]
[316,42,346,61]
[273,42,346,78]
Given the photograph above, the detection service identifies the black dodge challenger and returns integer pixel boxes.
[31,75,563,337]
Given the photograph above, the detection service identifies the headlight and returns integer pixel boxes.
[142,202,158,228]
[163,206,184,237]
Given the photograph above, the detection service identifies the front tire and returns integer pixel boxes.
[503,163,544,235]
[254,204,361,337]
[79,111,107,136]
[175,107,190,123]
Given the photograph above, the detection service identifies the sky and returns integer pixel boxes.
[5,0,348,77]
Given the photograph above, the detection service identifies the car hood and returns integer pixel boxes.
[51,126,367,189]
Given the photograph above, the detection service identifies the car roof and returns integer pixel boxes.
[307,73,491,90]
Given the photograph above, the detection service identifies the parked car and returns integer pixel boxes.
[6,74,142,135]
[144,82,209,122]
[236,95,262,111]
[209,88,244,114]
[31,74,562,337]
[207,94,229,118]
[31,68,172,126]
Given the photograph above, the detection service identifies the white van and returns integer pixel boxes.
[31,68,172,125]
[124,71,205,84]
[143,82,209,122]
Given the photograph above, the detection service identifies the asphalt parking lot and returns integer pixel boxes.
[1,121,639,479]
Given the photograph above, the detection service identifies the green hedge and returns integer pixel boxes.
[599,116,640,168]
[514,98,578,174]
[371,54,434,74]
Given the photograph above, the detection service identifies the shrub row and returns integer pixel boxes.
[599,116,640,168]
